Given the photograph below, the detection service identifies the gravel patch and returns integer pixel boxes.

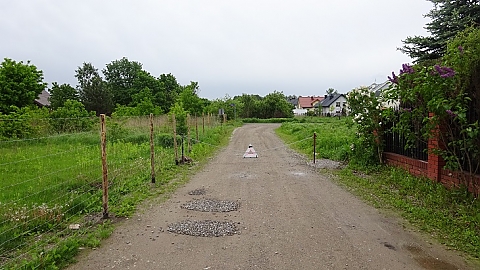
[308,159,344,169]
[188,188,206,195]
[181,199,240,212]
[167,220,239,237]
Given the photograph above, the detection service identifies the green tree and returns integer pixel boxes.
[131,87,162,115]
[178,81,204,116]
[237,94,258,118]
[0,58,46,113]
[132,70,163,105]
[48,82,78,109]
[75,62,113,115]
[158,73,182,112]
[103,57,143,106]
[260,91,294,118]
[400,0,480,62]
[170,101,188,135]
[326,88,338,95]
[49,100,95,133]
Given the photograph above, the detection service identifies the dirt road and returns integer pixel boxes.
[69,124,475,270]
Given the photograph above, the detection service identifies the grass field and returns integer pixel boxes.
[0,115,237,269]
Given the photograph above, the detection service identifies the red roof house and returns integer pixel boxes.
[297,96,324,110]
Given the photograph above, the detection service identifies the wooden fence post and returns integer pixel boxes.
[313,132,317,164]
[202,113,205,135]
[173,114,178,163]
[100,114,109,219]
[195,115,199,142]
[187,114,191,153]
[150,114,155,183]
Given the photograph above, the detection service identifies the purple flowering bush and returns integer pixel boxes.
[383,27,480,183]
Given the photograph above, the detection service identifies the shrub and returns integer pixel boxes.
[49,100,95,133]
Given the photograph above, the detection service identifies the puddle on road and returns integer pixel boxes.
[404,244,458,270]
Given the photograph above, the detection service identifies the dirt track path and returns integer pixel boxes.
[69,124,475,270]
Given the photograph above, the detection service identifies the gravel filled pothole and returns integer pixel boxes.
[188,188,206,195]
[167,220,239,237]
[181,199,240,212]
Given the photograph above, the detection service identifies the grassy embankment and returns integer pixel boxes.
[0,116,238,269]
[276,116,480,260]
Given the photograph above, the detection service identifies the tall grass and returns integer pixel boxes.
[0,115,236,269]
[275,117,355,161]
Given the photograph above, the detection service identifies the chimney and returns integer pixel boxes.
[324,94,327,99]
[311,96,314,100]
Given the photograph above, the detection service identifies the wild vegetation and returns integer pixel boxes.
[0,115,237,269]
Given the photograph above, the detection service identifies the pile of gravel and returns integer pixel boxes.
[188,188,206,195]
[181,199,239,212]
[309,159,343,169]
[167,220,238,237]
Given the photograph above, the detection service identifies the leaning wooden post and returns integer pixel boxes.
[150,113,156,183]
[100,114,109,219]
[313,132,317,164]
[187,114,191,153]
[195,115,199,142]
[173,114,178,163]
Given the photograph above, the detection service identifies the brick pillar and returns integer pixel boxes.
[427,113,445,182]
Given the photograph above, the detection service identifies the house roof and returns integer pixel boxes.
[34,89,50,107]
[298,96,324,108]
[369,81,392,97]
[287,97,298,106]
[316,94,346,108]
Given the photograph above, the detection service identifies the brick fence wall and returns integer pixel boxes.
[382,117,480,195]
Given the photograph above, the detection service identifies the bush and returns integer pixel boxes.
[0,106,50,140]
[155,133,176,148]
[49,100,95,133]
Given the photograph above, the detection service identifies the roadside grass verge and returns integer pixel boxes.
[275,117,480,260]
[0,118,238,269]
[275,117,355,161]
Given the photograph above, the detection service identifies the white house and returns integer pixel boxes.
[368,81,399,108]
[315,94,348,116]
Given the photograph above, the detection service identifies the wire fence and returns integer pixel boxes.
[0,113,224,268]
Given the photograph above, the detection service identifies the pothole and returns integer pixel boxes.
[181,199,240,212]
[167,220,239,237]
[188,188,206,195]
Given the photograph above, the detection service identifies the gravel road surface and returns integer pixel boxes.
[68,124,476,270]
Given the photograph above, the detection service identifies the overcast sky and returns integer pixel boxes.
[1,0,432,100]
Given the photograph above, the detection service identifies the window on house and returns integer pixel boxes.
[336,102,340,107]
